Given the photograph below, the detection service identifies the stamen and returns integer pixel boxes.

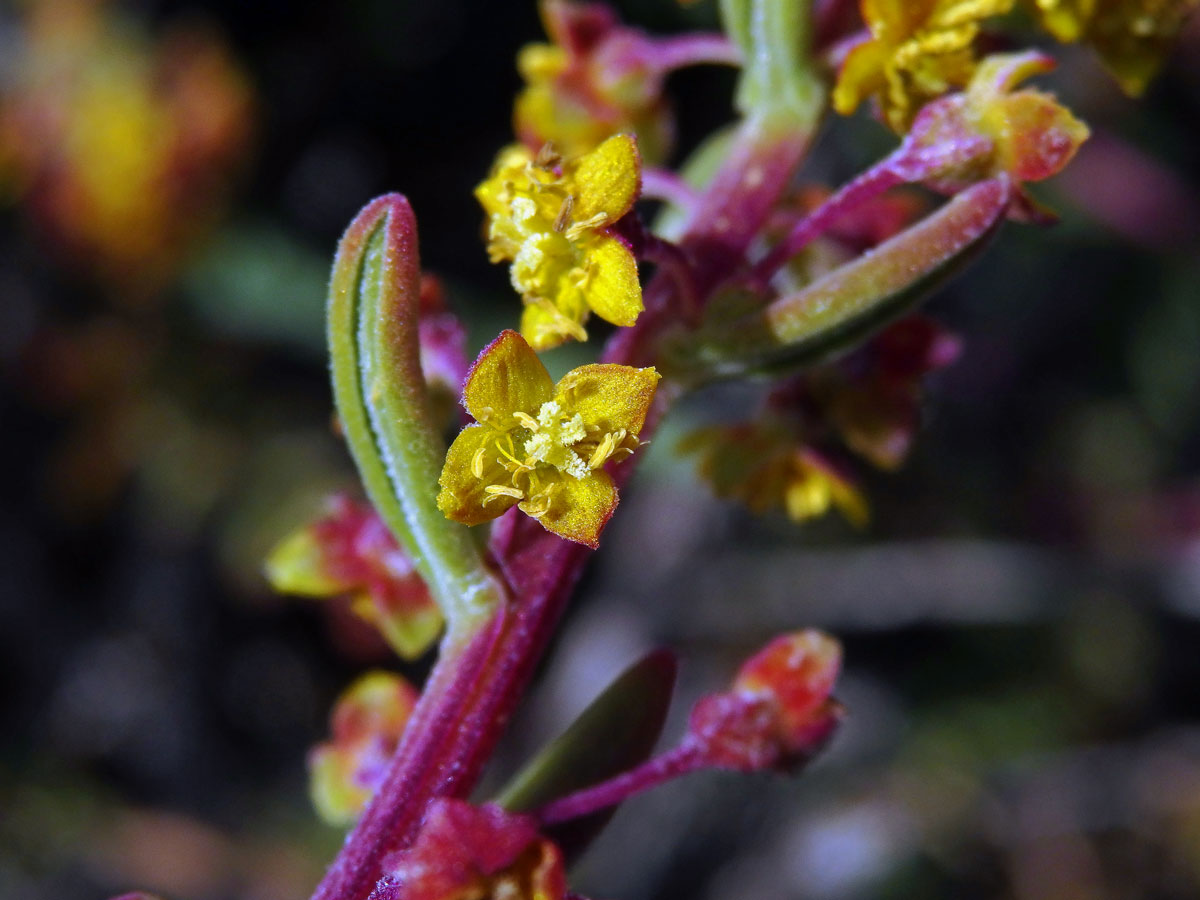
[513,411,539,431]
[471,446,487,479]
[564,212,608,240]
[553,195,574,233]
[534,142,561,169]
[483,484,524,503]
[589,433,616,469]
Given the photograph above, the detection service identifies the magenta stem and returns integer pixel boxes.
[641,234,699,317]
[651,33,741,70]
[642,167,699,214]
[750,161,902,288]
[536,743,707,826]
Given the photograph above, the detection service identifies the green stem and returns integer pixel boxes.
[722,0,824,125]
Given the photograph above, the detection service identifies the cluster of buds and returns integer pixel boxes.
[0,0,253,300]
[108,2,1193,900]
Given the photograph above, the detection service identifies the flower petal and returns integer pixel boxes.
[573,133,641,224]
[462,329,554,423]
[437,424,517,525]
[581,233,642,327]
[526,469,618,548]
[555,363,659,435]
[521,296,589,352]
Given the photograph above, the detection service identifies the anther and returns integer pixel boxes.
[513,411,539,431]
[553,195,574,233]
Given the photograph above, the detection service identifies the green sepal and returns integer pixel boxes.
[664,176,1014,383]
[494,649,678,861]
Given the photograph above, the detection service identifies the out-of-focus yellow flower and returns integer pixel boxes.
[309,671,418,826]
[961,52,1091,181]
[0,0,252,301]
[265,495,443,660]
[903,51,1089,191]
[681,425,868,527]
[476,134,643,350]
[515,0,674,161]
[387,799,568,900]
[1026,0,1197,94]
[437,330,658,548]
[833,0,1014,133]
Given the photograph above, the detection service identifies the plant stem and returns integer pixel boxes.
[536,743,706,825]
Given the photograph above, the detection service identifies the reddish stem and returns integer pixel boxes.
[536,743,706,826]
[750,162,903,288]
[641,166,699,214]
[650,33,741,70]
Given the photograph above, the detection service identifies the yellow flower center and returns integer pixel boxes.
[471,399,638,518]
[524,400,590,480]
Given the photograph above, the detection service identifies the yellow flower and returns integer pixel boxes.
[437,330,658,548]
[309,671,418,826]
[475,134,643,351]
[513,0,673,162]
[833,0,1014,133]
[1026,0,1197,95]
[681,425,868,527]
[961,52,1090,181]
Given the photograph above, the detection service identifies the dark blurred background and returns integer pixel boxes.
[2,1,1200,899]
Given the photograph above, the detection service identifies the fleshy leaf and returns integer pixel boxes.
[666,177,1013,381]
[328,195,504,627]
[495,650,677,860]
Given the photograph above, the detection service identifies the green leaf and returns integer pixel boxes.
[665,176,1014,382]
[494,649,678,860]
[328,195,503,631]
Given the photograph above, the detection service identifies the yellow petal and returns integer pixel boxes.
[526,470,618,548]
[555,363,659,435]
[264,527,350,597]
[832,40,892,115]
[581,233,642,327]
[437,424,517,525]
[461,329,555,422]
[573,133,641,224]
[521,296,589,351]
[309,747,367,826]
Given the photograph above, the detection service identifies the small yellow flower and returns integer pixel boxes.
[476,134,643,351]
[513,0,673,162]
[961,52,1090,181]
[309,671,418,826]
[1026,0,1197,95]
[681,425,868,528]
[833,0,1014,133]
[437,330,658,548]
